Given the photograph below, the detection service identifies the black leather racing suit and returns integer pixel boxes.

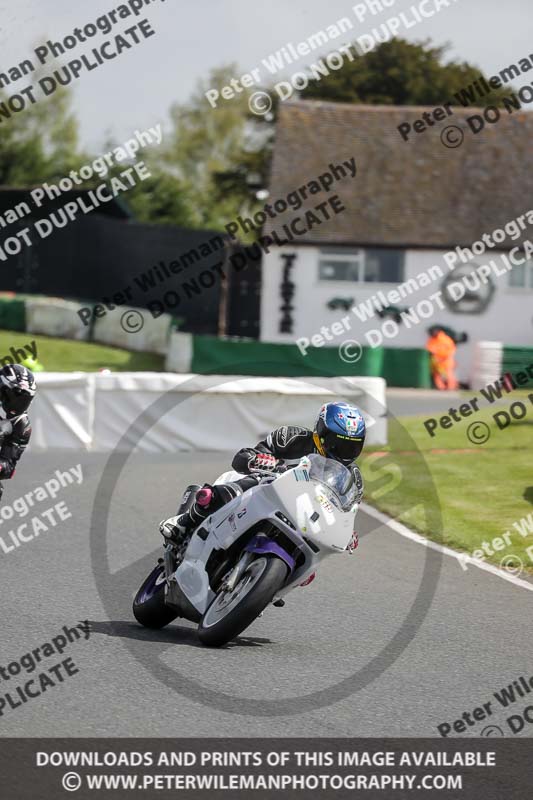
[0,412,32,501]
[232,425,317,473]
[183,425,362,530]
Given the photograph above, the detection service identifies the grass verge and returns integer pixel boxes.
[360,400,533,574]
[0,330,164,372]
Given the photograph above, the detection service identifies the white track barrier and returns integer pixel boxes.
[165,332,193,371]
[470,341,503,390]
[92,310,174,354]
[30,373,95,449]
[25,297,91,341]
[28,373,387,452]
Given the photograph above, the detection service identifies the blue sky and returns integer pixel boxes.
[0,0,531,150]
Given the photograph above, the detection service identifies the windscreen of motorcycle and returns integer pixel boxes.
[306,453,360,511]
[267,456,357,551]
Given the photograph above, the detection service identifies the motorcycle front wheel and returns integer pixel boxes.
[133,563,178,629]
[197,555,288,647]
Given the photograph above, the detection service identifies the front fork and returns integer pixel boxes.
[222,551,254,593]
[163,543,176,581]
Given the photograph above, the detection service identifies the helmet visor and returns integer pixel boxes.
[324,432,364,464]
[4,387,33,416]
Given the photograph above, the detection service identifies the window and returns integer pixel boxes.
[318,251,363,282]
[508,259,533,289]
[364,249,404,283]
[318,248,404,283]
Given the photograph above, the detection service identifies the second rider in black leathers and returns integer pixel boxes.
[0,364,35,503]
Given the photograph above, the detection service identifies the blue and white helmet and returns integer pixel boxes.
[313,401,366,466]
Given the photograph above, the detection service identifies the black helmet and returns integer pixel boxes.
[0,364,36,418]
[313,401,366,466]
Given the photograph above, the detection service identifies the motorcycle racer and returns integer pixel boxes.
[160,401,365,548]
[0,364,35,503]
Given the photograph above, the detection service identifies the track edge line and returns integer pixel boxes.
[360,502,533,593]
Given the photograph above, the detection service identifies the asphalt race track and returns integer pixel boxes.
[2,450,532,738]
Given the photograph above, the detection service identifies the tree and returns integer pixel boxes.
[119,169,197,228]
[0,66,269,231]
[299,39,511,107]
[161,64,273,230]
[0,77,81,186]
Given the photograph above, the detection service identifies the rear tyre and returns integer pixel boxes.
[133,564,178,629]
[198,555,288,647]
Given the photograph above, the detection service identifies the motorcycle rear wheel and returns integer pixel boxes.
[198,555,288,647]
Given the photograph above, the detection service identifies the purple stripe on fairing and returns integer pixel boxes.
[245,536,296,572]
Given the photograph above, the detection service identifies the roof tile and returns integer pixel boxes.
[265,100,533,249]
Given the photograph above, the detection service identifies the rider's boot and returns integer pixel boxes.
[159,514,191,546]
[159,486,215,547]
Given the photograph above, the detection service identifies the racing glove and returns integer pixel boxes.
[248,452,280,472]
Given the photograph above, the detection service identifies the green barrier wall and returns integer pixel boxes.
[191,336,431,387]
[383,347,432,388]
[502,345,533,387]
[191,336,382,377]
[0,292,433,386]
[0,296,26,332]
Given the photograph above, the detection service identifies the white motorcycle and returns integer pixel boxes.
[133,453,362,647]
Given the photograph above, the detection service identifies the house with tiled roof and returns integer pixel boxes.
[259,100,533,381]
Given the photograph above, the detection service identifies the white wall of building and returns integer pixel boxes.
[260,245,533,382]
